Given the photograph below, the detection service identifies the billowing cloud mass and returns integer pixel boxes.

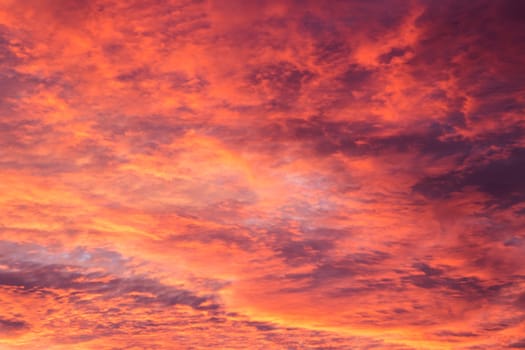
[0,0,524,349]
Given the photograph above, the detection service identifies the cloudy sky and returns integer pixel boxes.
[1,0,524,349]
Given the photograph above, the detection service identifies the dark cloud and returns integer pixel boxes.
[246,61,314,109]
[277,239,334,266]
[374,130,471,160]
[284,263,352,287]
[514,292,525,309]
[0,317,29,332]
[331,278,400,297]
[338,64,374,92]
[378,46,412,64]
[300,11,336,36]
[410,0,525,123]
[313,40,349,66]
[414,148,525,207]
[0,259,218,311]
[412,0,504,66]
[501,0,525,22]
[284,116,472,160]
[169,229,254,250]
[510,340,525,349]
[0,30,18,65]
[404,270,508,300]
[245,320,278,331]
[504,237,524,247]
[434,330,479,338]
[282,250,391,290]
[462,148,525,205]
[412,262,443,277]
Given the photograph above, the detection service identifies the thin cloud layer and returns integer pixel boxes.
[0,0,524,349]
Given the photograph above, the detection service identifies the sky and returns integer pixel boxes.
[0,0,524,349]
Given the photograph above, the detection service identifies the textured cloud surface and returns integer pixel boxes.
[1,0,524,349]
